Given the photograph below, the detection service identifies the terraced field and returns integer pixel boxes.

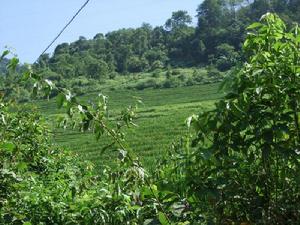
[36,83,223,169]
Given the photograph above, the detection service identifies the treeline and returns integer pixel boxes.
[34,0,300,80]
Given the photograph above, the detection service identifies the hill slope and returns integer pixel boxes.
[33,0,300,82]
[35,82,222,169]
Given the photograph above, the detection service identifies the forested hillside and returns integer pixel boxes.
[2,0,300,102]
[34,0,300,79]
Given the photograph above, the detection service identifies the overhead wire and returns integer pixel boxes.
[34,0,91,64]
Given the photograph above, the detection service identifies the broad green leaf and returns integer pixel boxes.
[23,222,32,225]
[0,50,9,61]
[94,122,105,141]
[30,72,41,81]
[247,22,262,30]
[56,93,65,109]
[7,57,19,71]
[100,142,115,155]
[158,212,169,225]
[22,71,31,80]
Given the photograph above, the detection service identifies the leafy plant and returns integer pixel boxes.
[159,13,300,224]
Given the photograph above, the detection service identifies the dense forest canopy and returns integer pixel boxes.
[32,0,300,80]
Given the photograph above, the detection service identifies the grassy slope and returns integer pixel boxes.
[36,80,223,169]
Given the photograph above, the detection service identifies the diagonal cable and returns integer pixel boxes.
[34,0,90,64]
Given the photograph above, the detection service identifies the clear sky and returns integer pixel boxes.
[0,0,202,63]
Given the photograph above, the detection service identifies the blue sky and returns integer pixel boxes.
[0,0,202,63]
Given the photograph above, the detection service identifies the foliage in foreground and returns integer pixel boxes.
[1,13,300,224]
[157,13,300,224]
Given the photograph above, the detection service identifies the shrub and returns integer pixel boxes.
[171,69,181,76]
[135,78,159,90]
[207,66,222,80]
[127,56,149,73]
[151,60,164,71]
[162,77,181,88]
[215,43,239,71]
[157,13,300,224]
[73,86,84,96]
[45,70,62,82]
[108,71,118,79]
[166,69,172,79]
[178,74,186,81]
[70,76,90,87]
[185,78,196,86]
[151,71,160,78]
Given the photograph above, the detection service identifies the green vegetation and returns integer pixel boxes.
[2,0,300,102]
[0,58,9,74]
[165,13,300,223]
[1,3,300,225]
[30,0,300,88]
[36,83,222,169]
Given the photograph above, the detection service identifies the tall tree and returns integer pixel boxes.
[165,10,192,31]
[195,0,227,62]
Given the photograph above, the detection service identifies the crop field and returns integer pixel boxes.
[36,82,223,169]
